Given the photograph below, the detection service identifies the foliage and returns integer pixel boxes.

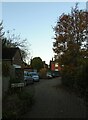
[2,89,34,118]
[3,29,30,62]
[53,3,87,57]
[61,65,76,88]
[9,78,21,85]
[39,68,47,78]
[2,62,10,76]
[75,59,88,89]
[53,3,88,97]
[0,20,5,39]
[0,20,31,63]
[31,57,43,72]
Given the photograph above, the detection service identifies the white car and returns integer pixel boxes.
[24,71,34,85]
[29,72,39,82]
[46,72,52,79]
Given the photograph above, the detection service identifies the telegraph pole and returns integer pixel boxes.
[86,1,88,49]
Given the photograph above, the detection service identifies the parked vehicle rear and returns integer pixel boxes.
[46,72,52,79]
[28,72,39,82]
[24,71,34,85]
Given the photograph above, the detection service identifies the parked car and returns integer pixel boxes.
[51,71,60,78]
[29,72,39,82]
[46,72,52,79]
[24,71,34,85]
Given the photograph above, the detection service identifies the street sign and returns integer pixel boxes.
[11,83,25,88]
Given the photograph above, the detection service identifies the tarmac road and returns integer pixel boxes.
[22,77,87,118]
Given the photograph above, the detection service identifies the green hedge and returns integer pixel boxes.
[61,65,76,88]
[61,60,88,97]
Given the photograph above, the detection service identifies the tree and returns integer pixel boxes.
[53,3,88,91]
[31,57,43,72]
[0,21,5,48]
[0,21,5,39]
[39,68,47,79]
[53,3,88,65]
[2,29,31,62]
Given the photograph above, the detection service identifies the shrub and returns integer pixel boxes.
[2,62,10,76]
[75,63,88,93]
[39,68,47,78]
[2,89,34,118]
[61,65,76,88]
[2,94,22,118]
[61,58,88,99]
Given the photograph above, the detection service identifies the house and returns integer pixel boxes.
[22,61,33,72]
[50,60,62,72]
[50,61,61,71]
[50,60,61,72]
[43,61,48,69]
[2,47,23,68]
[2,47,24,94]
[49,60,62,77]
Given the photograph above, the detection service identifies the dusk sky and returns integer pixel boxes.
[2,2,86,64]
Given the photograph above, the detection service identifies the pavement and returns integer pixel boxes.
[22,77,87,118]
[0,76,2,120]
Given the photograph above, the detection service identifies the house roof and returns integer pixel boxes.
[2,47,21,59]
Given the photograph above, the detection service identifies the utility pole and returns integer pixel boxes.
[86,1,88,49]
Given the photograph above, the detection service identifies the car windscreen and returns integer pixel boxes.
[31,73,38,76]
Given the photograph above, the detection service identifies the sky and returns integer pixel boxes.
[2,2,87,64]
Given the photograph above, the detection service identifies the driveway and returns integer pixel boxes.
[22,77,87,118]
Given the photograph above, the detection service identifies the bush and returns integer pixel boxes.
[39,68,47,79]
[9,78,21,85]
[75,63,88,94]
[61,65,76,88]
[61,59,88,99]
[2,94,21,118]
[2,89,34,119]
[2,62,10,76]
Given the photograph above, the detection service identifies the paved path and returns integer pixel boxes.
[23,77,87,118]
[0,76,2,119]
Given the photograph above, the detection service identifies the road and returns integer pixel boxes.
[22,77,87,118]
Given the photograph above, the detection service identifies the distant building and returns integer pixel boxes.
[43,61,48,69]
[50,60,61,72]
[23,63,33,72]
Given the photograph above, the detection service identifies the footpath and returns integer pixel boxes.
[22,78,87,118]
